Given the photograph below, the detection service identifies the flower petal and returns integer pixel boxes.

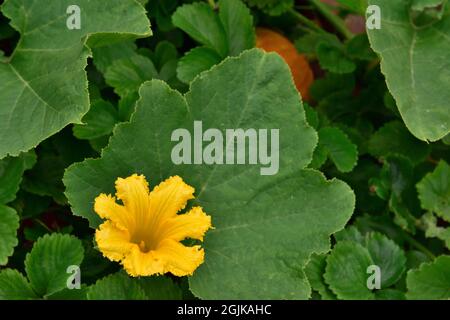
[155,239,205,276]
[115,173,150,207]
[160,206,212,242]
[95,221,134,262]
[122,246,164,277]
[149,176,195,223]
[115,174,150,222]
[94,194,134,230]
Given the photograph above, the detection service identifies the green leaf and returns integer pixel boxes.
[318,127,359,173]
[324,242,375,300]
[22,153,68,205]
[368,121,430,164]
[407,255,450,299]
[367,0,450,141]
[152,41,178,70]
[334,225,365,244]
[92,40,138,74]
[0,269,38,300]
[243,0,294,16]
[25,233,84,297]
[375,289,406,300]
[177,47,222,84]
[295,33,341,56]
[316,42,356,74]
[336,0,368,15]
[87,272,147,300]
[64,49,355,299]
[73,100,120,140]
[421,212,450,249]
[105,55,158,97]
[0,205,19,266]
[218,0,255,56]
[325,232,407,299]
[305,253,336,300]
[346,34,377,61]
[47,286,88,300]
[135,277,183,300]
[172,2,228,57]
[87,272,182,300]
[0,151,36,204]
[365,233,406,287]
[0,0,151,159]
[416,160,450,221]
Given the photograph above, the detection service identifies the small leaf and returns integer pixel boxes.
[316,42,356,74]
[336,0,368,15]
[218,0,255,56]
[0,205,20,266]
[318,127,359,173]
[368,121,430,164]
[243,0,294,16]
[87,272,182,300]
[365,232,406,287]
[135,277,183,300]
[73,100,120,140]
[25,233,84,297]
[177,47,222,84]
[92,41,138,74]
[172,2,228,57]
[87,272,147,300]
[421,212,450,249]
[334,225,365,244]
[0,151,36,204]
[407,255,450,299]
[416,160,450,222]
[105,55,158,97]
[324,241,375,300]
[305,254,336,300]
[0,269,38,300]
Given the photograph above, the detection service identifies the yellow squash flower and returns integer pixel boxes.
[94,174,212,277]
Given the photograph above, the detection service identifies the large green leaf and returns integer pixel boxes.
[0,0,151,159]
[407,255,450,299]
[0,205,20,266]
[367,0,450,141]
[64,49,354,299]
[25,233,84,297]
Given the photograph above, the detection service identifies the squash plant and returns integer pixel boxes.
[0,0,448,300]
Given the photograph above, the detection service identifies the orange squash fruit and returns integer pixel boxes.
[256,28,314,101]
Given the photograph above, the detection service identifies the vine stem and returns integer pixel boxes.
[207,0,215,9]
[288,9,326,34]
[309,0,353,40]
